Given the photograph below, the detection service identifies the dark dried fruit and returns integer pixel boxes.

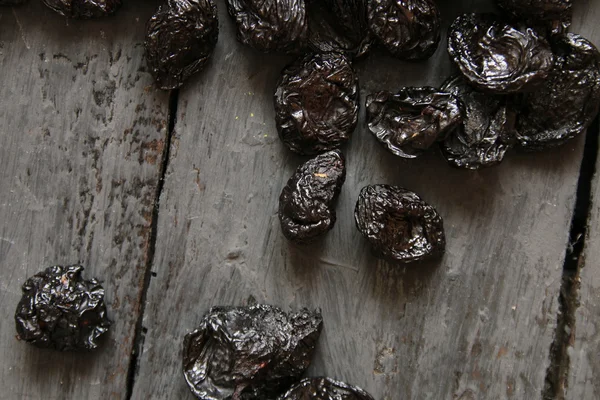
[516,33,600,150]
[145,0,219,90]
[183,303,322,399]
[226,0,307,53]
[275,53,359,155]
[279,150,346,243]
[366,87,462,158]
[42,0,121,18]
[14,265,111,351]
[440,75,517,169]
[368,0,441,60]
[354,185,445,263]
[496,0,572,35]
[278,377,375,400]
[448,13,554,93]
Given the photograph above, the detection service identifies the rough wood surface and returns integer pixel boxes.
[0,1,168,399]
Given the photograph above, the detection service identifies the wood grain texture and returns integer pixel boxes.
[0,1,168,399]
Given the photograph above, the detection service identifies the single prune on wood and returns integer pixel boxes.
[448,13,554,93]
[368,0,441,61]
[496,0,572,35]
[145,0,219,90]
[183,303,323,400]
[274,52,359,155]
[42,0,121,18]
[366,87,462,158]
[279,150,346,243]
[14,265,111,351]
[354,185,445,264]
[278,377,375,400]
[440,75,517,169]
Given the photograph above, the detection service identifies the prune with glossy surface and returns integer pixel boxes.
[278,377,375,400]
[145,0,219,90]
[368,0,441,60]
[42,0,121,18]
[275,53,359,155]
[14,265,111,351]
[516,33,600,150]
[366,87,462,158]
[354,185,445,263]
[440,75,517,169]
[226,0,307,53]
[279,150,346,243]
[497,0,572,35]
[448,13,554,93]
[183,304,323,399]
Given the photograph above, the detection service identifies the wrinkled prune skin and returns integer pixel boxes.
[42,0,121,18]
[145,0,219,90]
[0,0,28,5]
[366,87,462,158]
[275,53,359,155]
[497,0,572,35]
[516,34,600,150]
[354,185,445,263]
[226,0,307,53]
[14,265,111,351]
[183,304,323,400]
[448,13,554,93]
[278,377,375,400]
[440,75,517,169]
[368,0,441,60]
[279,150,346,243]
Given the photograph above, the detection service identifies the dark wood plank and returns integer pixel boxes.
[0,1,168,398]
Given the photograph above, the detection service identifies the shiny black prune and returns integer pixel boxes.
[14,265,111,351]
[274,52,359,155]
[226,0,307,53]
[183,303,322,400]
[368,0,441,61]
[145,0,219,90]
[42,0,121,18]
[354,185,445,264]
[279,150,346,243]
[497,0,572,35]
[516,33,600,150]
[440,75,517,169]
[278,377,375,400]
[366,87,462,158]
[448,13,554,93]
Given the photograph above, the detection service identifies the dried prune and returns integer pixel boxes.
[274,53,359,155]
[183,303,322,399]
[278,377,375,400]
[42,0,121,18]
[368,0,441,60]
[279,150,346,243]
[496,0,572,35]
[440,75,517,169]
[448,13,554,93]
[14,265,111,351]
[366,87,462,158]
[354,185,445,263]
[145,0,219,90]
[226,0,307,53]
[516,33,600,150]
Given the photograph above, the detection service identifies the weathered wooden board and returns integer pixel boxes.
[0,1,168,399]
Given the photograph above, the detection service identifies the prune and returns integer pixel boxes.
[366,87,462,158]
[183,303,322,399]
[279,150,346,243]
[516,33,600,150]
[226,0,307,53]
[145,0,219,90]
[448,13,554,93]
[354,185,445,263]
[274,53,359,155]
[42,0,121,18]
[440,75,517,169]
[496,0,572,35]
[278,377,375,400]
[14,265,111,351]
[368,0,441,61]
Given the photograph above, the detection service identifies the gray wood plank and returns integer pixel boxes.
[0,1,168,399]
[133,2,599,399]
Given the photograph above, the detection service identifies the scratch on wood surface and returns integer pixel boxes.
[0,237,15,245]
[12,9,30,50]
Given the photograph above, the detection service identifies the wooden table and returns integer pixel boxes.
[1,1,599,399]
